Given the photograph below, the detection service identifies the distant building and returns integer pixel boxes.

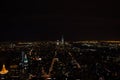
[0,64,8,75]
[0,64,9,80]
[61,35,64,45]
[20,51,28,70]
[56,40,60,46]
[9,65,20,79]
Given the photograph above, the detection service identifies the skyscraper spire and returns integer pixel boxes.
[61,35,64,45]
[24,54,28,63]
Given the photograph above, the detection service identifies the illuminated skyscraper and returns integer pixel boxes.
[0,64,8,80]
[24,54,28,70]
[61,35,64,45]
[0,64,8,75]
[24,54,28,64]
[20,51,28,69]
[56,40,60,45]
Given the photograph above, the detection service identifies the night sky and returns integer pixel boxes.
[0,0,118,41]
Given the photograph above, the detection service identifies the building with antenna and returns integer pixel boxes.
[61,35,64,45]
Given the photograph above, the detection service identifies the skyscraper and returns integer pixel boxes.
[61,35,64,45]
[20,51,28,69]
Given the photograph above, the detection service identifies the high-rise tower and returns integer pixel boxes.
[61,35,64,45]
[20,51,28,69]
[0,64,8,75]
[0,64,9,80]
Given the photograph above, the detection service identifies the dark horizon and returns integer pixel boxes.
[0,0,119,41]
